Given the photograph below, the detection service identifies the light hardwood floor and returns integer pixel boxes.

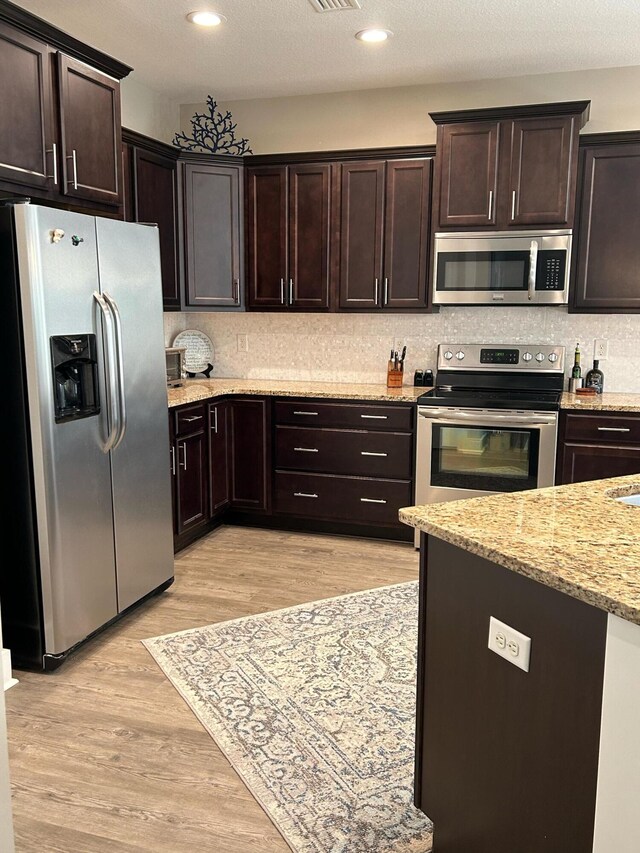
[6,525,418,852]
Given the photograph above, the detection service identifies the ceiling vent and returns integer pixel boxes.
[308,0,362,12]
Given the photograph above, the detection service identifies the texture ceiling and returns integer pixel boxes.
[15,0,640,102]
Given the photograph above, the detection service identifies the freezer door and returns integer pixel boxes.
[95,218,174,611]
[13,205,118,656]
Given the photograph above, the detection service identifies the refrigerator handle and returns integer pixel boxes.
[103,292,127,450]
[93,292,120,452]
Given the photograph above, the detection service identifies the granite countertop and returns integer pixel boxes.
[561,391,640,412]
[400,474,640,625]
[167,378,429,408]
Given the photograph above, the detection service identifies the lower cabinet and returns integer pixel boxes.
[170,395,415,550]
[557,411,640,484]
[170,403,209,536]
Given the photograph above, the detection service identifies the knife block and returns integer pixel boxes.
[386,365,404,388]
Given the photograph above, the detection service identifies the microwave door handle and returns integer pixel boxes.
[103,292,127,450]
[93,292,119,452]
[528,240,539,301]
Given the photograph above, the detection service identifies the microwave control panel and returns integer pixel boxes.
[535,250,567,291]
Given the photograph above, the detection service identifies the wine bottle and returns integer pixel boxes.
[585,359,605,394]
[571,342,581,379]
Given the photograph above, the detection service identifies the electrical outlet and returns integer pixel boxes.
[488,617,531,672]
[594,339,609,359]
[237,333,248,353]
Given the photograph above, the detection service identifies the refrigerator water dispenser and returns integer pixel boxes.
[50,334,100,423]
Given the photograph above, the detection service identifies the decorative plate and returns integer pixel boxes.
[173,329,214,374]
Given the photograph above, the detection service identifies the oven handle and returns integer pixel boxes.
[418,408,557,426]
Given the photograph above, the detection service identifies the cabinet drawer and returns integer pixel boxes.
[274,471,412,527]
[275,399,414,431]
[563,413,640,444]
[275,426,412,478]
[175,403,206,436]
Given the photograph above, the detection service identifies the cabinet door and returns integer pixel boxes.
[559,442,640,485]
[508,116,575,226]
[437,121,499,227]
[288,163,331,309]
[134,147,180,309]
[383,159,432,309]
[229,398,270,510]
[339,161,385,309]
[183,163,243,308]
[57,53,122,205]
[0,24,55,191]
[572,144,640,312]
[175,431,208,534]
[247,166,287,308]
[208,401,230,515]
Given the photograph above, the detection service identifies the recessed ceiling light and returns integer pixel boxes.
[355,28,393,43]
[186,10,226,27]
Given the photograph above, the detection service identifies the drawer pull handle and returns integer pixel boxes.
[597,427,631,432]
[293,411,319,416]
[360,451,388,457]
[294,447,319,453]
[360,497,387,504]
[294,492,318,499]
[360,414,388,420]
[182,415,203,422]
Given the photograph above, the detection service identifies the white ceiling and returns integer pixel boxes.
[15,0,640,102]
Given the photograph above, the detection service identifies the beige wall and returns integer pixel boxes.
[121,75,180,143]
[181,65,640,153]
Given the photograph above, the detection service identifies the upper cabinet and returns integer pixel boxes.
[57,54,121,206]
[246,163,331,311]
[122,130,181,310]
[571,135,640,313]
[431,101,590,231]
[182,159,244,310]
[339,158,432,310]
[0,7,130,208]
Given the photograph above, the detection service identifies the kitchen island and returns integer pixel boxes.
[400,474,640,853]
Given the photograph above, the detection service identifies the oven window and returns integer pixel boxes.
[431,425,540,492]
[436,251,530,292]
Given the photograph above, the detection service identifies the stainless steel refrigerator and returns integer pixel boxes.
[0,201,174,670]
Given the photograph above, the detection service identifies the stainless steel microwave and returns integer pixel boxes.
[432,230,572,306]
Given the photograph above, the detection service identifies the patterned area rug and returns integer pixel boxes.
[143,581,433,853]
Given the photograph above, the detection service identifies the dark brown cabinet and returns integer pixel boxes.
[246,164,331,310]
[557,411,640,484]
[229,398,270,510]
[183,161,244,309]
[436,121,499,228]
[208,400,231,515]
[57,54,121,206]
[0,23,54,191]
[123,132,180,309]
[171,404,209,536]
[339,158,431,310]
[0,10,129,207]
[571,138,640,312]
[431,102,590,231]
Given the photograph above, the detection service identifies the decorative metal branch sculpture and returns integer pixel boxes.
[173,95,253,155]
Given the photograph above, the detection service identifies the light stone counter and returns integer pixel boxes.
[561,391,640,412]
[167,378,429,408]
[400,474,640,625]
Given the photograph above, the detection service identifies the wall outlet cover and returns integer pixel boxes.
[594,339,609,359]
[237,333,249,352]
[488,616,532,672]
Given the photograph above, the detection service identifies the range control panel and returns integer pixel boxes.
[437,344,565,372]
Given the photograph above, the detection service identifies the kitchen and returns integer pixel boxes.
[2,0,640,850]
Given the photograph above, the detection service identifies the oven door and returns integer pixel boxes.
[415,407,558,508]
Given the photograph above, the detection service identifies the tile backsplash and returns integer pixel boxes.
[164,308,640,392]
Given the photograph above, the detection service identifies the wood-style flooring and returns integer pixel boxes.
[6,525,418,853]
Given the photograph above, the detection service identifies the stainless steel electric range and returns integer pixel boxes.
[415,344,566,534]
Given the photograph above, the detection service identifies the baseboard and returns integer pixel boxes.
[2,648,18,691]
